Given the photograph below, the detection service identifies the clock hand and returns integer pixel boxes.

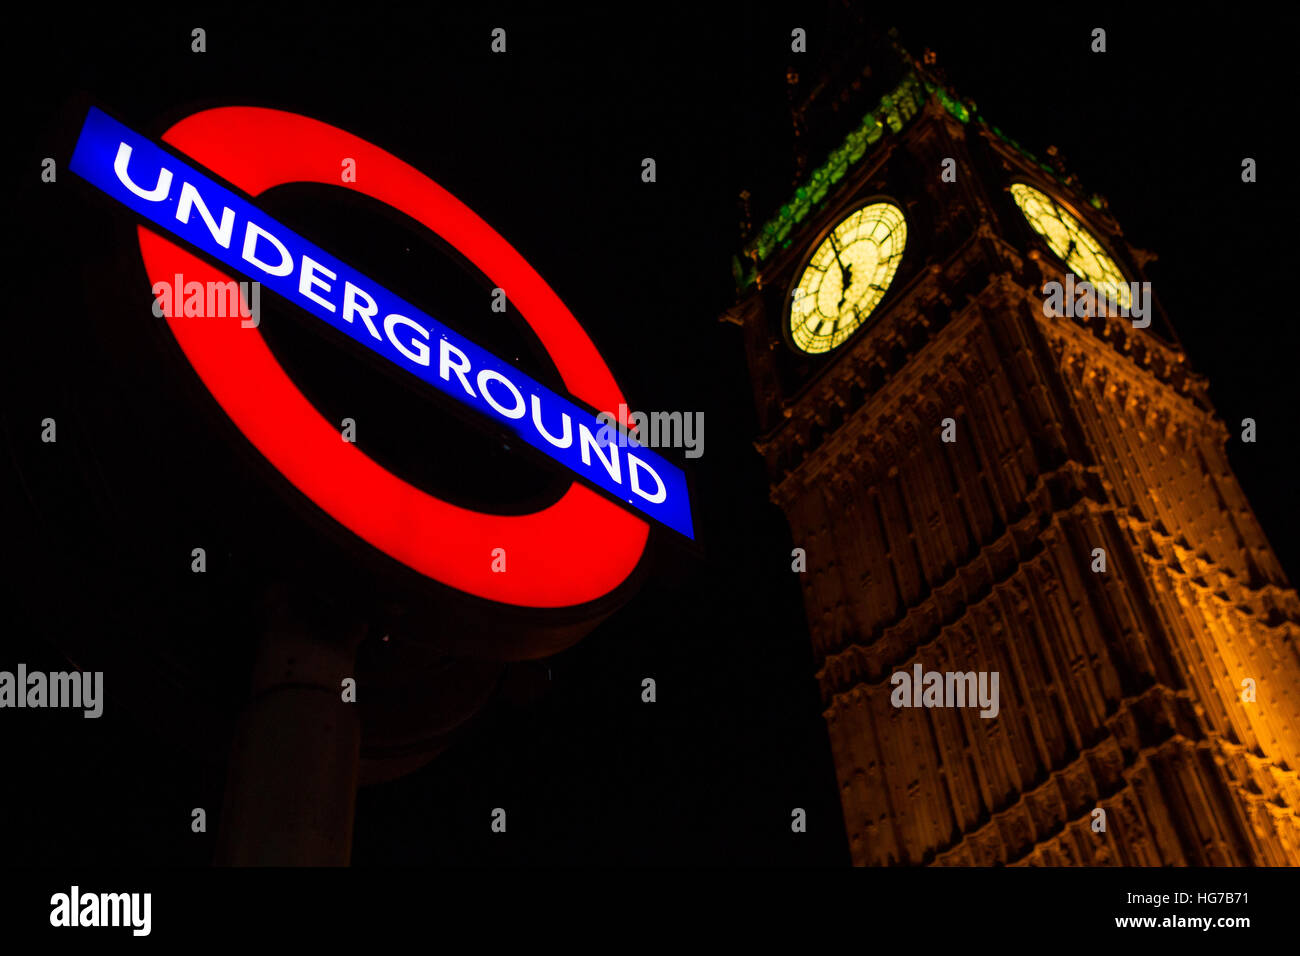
[829,235,855,307]
[828,232,847,273]
[829,234,853,294]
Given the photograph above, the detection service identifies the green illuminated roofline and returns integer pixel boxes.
[735,65,1094,291]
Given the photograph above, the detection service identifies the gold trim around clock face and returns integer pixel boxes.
[1011,183,1131,310]
[789,201,908,355]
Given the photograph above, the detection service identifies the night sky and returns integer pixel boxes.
[4,6,1295,866]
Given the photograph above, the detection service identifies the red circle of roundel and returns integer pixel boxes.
[136,107,648,609]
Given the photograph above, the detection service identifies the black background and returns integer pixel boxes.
[4,5,1296,868]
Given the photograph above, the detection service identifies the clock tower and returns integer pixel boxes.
[724,44,1300,866]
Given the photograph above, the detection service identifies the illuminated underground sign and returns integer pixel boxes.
[69,106,693,608]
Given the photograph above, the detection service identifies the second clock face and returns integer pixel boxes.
[790,201,907,354]
[1011,183,1131,311]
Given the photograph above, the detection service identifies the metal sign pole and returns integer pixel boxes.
[215,587,364,866]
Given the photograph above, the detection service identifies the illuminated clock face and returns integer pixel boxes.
[789,201,907,354]
[1011,183,1131,310]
